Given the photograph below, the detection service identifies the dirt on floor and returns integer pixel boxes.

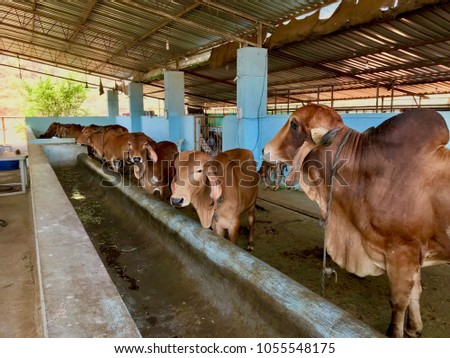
[0,170,41,338]
[249,190,450,338]
[55,163,450,338]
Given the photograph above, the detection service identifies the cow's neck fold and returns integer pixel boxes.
[190,186,217,228]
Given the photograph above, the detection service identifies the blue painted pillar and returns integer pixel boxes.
[164,71,185,117]
[236,47,268,163]
[129,82,144,132]
[164,71,185,144]
[107,90,119,119]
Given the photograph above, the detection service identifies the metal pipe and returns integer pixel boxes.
[287,90,290,113]
[390,81,395,112]
[330,85,334,108]
[375,80,380,113]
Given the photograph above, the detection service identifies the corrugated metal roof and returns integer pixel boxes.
[0,0,449,110]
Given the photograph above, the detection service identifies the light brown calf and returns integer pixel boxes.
[170,149,259,250]
[55,123,84,139]
[77,124,128,160]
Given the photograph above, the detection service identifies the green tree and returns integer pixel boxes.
[22,78,89,117]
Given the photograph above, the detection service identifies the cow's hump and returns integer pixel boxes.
[371,109,449,152]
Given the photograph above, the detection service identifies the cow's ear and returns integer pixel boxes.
[205,160,223,203]
[310,127,329,144]
[318,128,340,146]
[145,143,158,162]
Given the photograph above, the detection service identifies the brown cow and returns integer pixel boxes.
[129,138,177,200]
[55,123,84,139]
[39,122,60,138]
[170,149,259,250]
[77,124,128,160]
[263,104,450,338]
[102,132,132,172]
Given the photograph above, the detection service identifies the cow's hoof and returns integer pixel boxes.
[386,324,403,338]
[247,245,254,252]
[404,328,422,338]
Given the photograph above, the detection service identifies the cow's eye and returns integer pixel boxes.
[290,121,298,130]
[196,169,203,174]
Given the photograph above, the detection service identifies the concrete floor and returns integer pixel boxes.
[0,169,41,337]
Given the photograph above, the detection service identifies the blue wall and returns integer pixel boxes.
[141,116,169,142]
[116,116,131,131]
[167,115,196,151]
[439,112,450,148]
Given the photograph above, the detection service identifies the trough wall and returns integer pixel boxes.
[27,129,141,337]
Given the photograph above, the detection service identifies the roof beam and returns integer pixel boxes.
[67,0,98,42]
[2,2,163,54]
[184,70,235,87]
[147,83,236,106]
[118,0,259,47]
[273,50,422,97]
[0,23,149,69]
[197,0,274,28]
[0,45,138,82]
[54,0,98,64]
[93,2,202,73]
[30,0,37,42]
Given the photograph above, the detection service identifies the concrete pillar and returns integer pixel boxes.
[237,47,267,119]
[236,47,268,162]
[129,82,144,132]
[107,90,119,119]
[164,71,185,117]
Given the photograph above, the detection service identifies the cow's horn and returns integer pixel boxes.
[310,127,329,144]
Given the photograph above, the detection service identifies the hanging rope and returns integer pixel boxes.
[321,128,352,297]
[17,56,23,80]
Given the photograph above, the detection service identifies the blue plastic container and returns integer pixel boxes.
[0,160,19,170]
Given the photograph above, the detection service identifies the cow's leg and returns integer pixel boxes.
[110,160,119,172]
[263,174,270,189]
[158,186,165,201]
[228,220,240,245]
[275,164,283,191]
[247,204,256,251]
[214,224,226,238]
[385,247,421,338]
[405,270,423,337]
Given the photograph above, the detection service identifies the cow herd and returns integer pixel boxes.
[39,104,450,338]
[40,121,259,251]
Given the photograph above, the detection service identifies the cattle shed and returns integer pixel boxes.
[0,0,450,339]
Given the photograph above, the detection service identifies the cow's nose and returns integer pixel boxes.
[170,197,184,207]
[133,156,142,163]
